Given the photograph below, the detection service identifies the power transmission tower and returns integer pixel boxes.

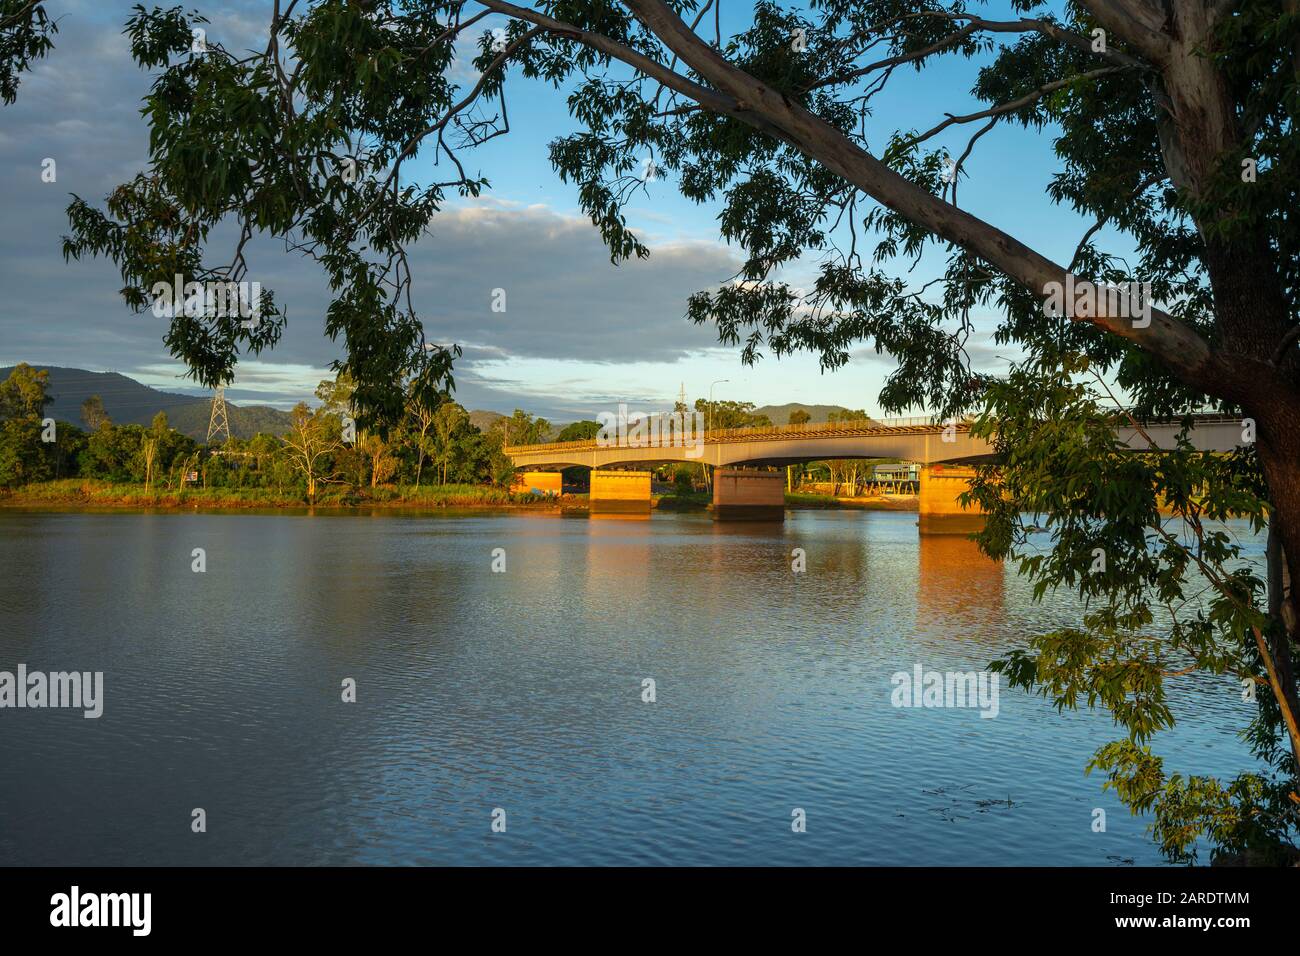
[206,386,230,444]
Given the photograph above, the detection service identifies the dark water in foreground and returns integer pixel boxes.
[0,509,1261,865]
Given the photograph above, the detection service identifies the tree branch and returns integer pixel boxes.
[919,11,1151,71]
[475,0,744,122]
[902,66,1132,149]
[611,0,1217,392]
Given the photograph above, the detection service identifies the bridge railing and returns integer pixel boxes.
[503,416,963,455]
[873,415,947,427]
[701,417,962,443]
[502,409,1241,456]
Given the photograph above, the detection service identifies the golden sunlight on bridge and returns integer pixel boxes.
[503,415,1248,533]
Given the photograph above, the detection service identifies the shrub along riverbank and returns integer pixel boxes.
[0,479,544,510]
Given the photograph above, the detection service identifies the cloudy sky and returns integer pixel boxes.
[0,1,1094,420]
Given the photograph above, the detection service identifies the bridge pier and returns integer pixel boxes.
[510,471,563,495]
[590,470,652,514]
[712,468,785,521]
[917,465,986,535]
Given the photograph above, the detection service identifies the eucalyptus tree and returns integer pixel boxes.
[0,362,51,419]
[0,0,55,104]
[57,0,1300,858]
[500,408,551,445]
[80,395,111,431]
[406,381,444,487]
[694,398,771,430]
[140,410,168,492]
[282,401,342,500]
[556,419,602,441]
[431,399,470,484]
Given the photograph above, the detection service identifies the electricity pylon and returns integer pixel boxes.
[206,386,230,444]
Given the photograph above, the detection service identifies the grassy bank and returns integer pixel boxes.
[0,479,563,510]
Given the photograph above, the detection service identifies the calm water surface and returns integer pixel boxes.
[0,509,1260,865]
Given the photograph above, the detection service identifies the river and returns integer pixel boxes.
[0,509,1261,865]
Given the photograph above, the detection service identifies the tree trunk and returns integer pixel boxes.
[1251,400,1300,765]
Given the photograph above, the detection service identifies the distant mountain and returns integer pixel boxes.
[4,365,880,441]
[468,409,506,433]
[1,365,292,440]
[752,403,876,425]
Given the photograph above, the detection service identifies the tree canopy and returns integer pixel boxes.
[0,0,56,105]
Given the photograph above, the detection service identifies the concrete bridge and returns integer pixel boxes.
[504,415,1246,531]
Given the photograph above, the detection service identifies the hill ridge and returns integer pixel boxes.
[0,365,292,440]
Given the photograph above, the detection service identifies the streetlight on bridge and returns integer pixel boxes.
[703,379,730,493]
[708,379,729,435]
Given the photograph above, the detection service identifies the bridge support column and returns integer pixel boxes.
[590,470,651,514]
[510,471,563,495]
[918,465,986,535]
[712,468,785,521]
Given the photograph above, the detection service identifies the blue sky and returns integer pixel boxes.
[0,0,1111,421]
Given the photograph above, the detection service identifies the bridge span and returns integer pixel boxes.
[503,415,1247,531]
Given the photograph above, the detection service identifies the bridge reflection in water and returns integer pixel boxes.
[917,532,1005,630]
[570,508,1004,633]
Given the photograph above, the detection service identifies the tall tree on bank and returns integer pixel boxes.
[431,400,470,484]
[140,410,168,493]
[407,382,443,488]
[80,395,110,432]
[57,2,1300,858]
[359,429,399,487]
[282,402,342,502]
[501,409,552,446]
[0,363,55,486]
[0,362,51,420]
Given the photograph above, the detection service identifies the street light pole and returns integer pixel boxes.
[708,379,729,434]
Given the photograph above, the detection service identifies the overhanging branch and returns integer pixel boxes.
[475,0,1219,393]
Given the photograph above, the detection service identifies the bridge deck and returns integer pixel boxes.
[506,418,958,457]
[504,413,1243,461]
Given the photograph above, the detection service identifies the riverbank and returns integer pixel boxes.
[0,479,553,511]
[0,480,921,513]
